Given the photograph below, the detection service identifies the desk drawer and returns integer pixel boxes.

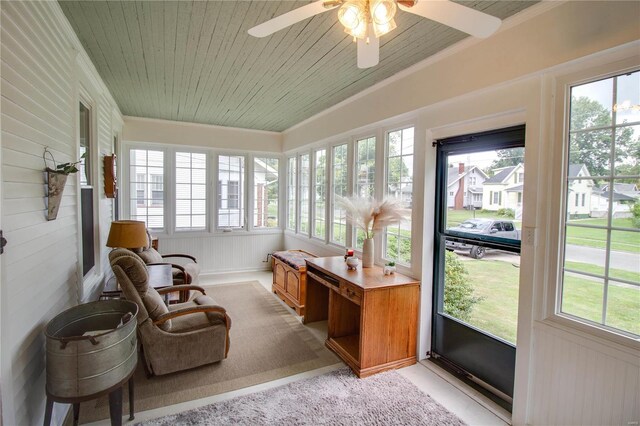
[340,282,363,305]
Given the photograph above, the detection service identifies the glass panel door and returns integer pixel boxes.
[433,125,525,400]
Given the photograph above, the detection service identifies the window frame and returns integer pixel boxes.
[215,153,247,230]
[546,59,640,347]
[312,148,328,242]
[126,146,167,231]
[298,152,311,236]
[252,156,280,230]
[174,150,208,232]
[286,155,297,232]
[383,124,415,266]
[330,141,350,247]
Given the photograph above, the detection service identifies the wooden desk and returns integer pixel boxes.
[305,257,420,378]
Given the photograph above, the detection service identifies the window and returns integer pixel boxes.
[130,149,164,229]
[175,152,206,230]
[331,144,348,245]
[299,154,310,234]
[287,157,296,230]
[218,155,244,228]
[449,191,454,196]
[581,193,586,207]
[253,157,279,228]
[313,149,326,238]
[355,136,376,248]
[493,192,501,204]
[575,193,580,207]
[561,70,640,338]
[79,102,94,276]
[519,172,524,182]
[385,127,414,264]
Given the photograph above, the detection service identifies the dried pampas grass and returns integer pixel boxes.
[336,196,410,239]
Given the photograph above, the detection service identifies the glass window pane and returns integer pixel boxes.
[299,154,310,234]
[561,71,640,337]
[218,155,244,229]
[176,152,207,230]
[287,157,296,230]
[128,149,164,229]
[332,144,348,245]
[606,280,640,335]
[254,157,278,228]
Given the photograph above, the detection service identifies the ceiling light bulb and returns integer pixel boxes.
[370,0,397,25]
[346,19,368,39]
[338,2,365,31]
[372,18,397,37]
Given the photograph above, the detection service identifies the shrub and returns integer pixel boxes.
[631,202,640,228]
[496,208,515,218]
[443,251,482,322]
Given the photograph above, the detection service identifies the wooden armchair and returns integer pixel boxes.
[109,249,230,376]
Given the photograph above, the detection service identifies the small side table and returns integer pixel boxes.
[44,369,135,426]
[101,264,173,302]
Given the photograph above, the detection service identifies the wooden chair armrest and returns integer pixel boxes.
[156,285,205,295]
[162,254,197,263]
[153,305,228,326]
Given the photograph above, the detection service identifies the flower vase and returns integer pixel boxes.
[362,238,374,268]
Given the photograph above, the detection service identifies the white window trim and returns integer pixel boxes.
[382,123,416,267]
[174,149,209,232]
[545,54,640,348]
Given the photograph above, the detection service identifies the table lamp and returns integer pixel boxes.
[106,220,148,249]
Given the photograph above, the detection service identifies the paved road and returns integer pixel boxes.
[456,244,638,274]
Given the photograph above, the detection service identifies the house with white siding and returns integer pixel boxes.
[1,2,639,426]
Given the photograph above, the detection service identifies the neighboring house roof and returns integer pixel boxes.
[484,166,517,184]
[596,190,637,202]
[601,183,639,193]
[446,165,489,187]
[506,185,524,192]
[468,187,484,194]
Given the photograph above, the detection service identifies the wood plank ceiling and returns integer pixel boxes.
[59,1,536,132]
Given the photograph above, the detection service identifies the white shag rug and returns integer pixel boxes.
[139,367,466,425]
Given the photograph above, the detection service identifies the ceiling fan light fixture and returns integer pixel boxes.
[372,17,396,37]
[370,0,397,25]
[338,1,366,32]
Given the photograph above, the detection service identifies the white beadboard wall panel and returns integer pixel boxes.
[284,233,346,258]
[529,322,639,426]
[1,1,122,425]
[157,232,283,274]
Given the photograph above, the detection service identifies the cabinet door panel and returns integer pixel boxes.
[286,271,300,299]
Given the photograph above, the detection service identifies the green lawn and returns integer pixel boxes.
[455,257,640,343]
[564,261,639,284]
[566,218,639,254]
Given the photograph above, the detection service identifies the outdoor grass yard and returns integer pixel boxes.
[459,257,640,343]
[566,218,640,254]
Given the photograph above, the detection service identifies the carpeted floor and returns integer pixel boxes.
[79,281,339,423]
[139,367,467,426]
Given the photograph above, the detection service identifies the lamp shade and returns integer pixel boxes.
[106,220,148,249]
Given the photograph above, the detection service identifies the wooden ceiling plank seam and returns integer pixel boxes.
[193,0,252,123]
[183,1,223,118]
[177,1,209,122]
[172,1,197,120]
[135,1,161,119]
[77,1,135,114]
[188,1,230,122]
[213,2,323,126]
[228,13,345,128]
[162,1,178,121]
[104,1,146,116]
[121,1,156,120]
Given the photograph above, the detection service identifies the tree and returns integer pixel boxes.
[568,96,638,180]
[489,148,525,171]
[443,251,482,322]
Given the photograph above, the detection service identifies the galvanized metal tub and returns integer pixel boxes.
[45,300,138,399]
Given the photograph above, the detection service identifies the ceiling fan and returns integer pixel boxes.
[248,0,501,69]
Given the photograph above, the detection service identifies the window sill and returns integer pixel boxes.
[154,229,283,239]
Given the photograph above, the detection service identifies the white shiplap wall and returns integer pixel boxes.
[529,323,639,425]
[1,1,121,425]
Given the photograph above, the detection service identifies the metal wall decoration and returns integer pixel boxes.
[44,148,68,221]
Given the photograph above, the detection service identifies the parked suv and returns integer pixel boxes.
[446,218,520,259]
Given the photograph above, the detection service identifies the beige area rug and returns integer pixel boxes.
[79,281,339,423]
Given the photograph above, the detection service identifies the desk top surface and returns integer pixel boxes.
[306,256,420,290]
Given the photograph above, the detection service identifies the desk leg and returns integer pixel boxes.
[128,377,135,421]
[73,403,80,426]
[43,397,53,426]
[108,387,123,426]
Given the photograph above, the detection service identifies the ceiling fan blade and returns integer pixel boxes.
[248,1,338,38]
[357,32,379,69]
[399,0,501,38]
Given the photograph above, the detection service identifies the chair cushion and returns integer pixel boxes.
[143,289,171,332]
[137,247,164,264]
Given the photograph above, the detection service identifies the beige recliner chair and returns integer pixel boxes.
[109,248,230,376]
